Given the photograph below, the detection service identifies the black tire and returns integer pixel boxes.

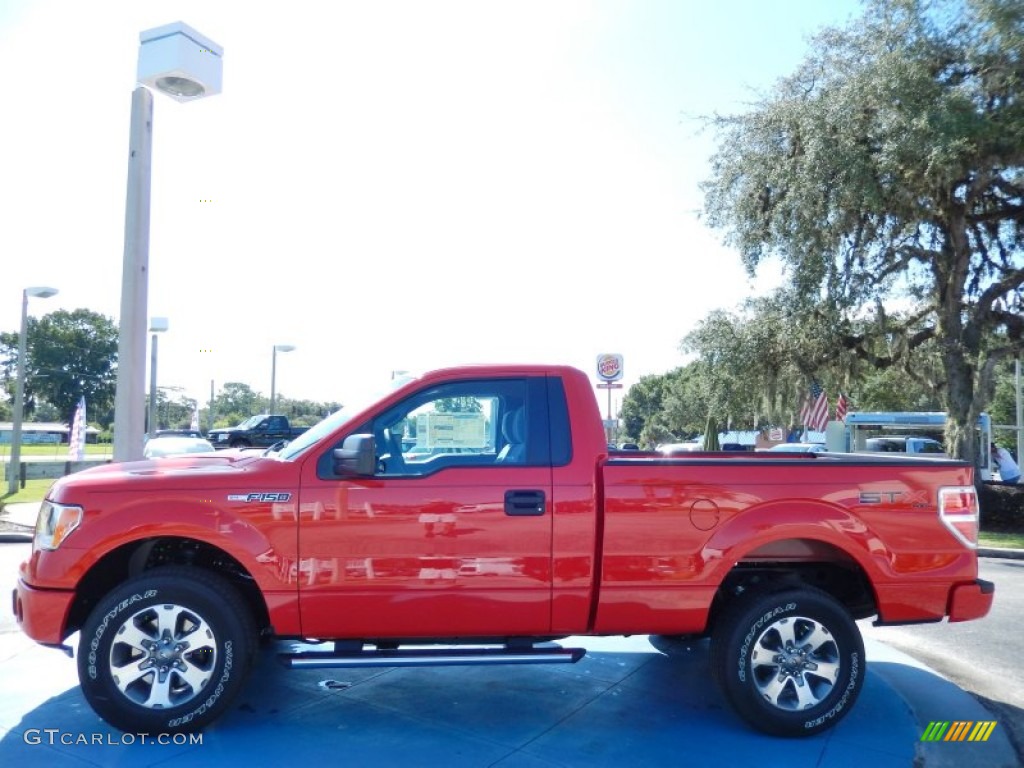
[710,586,864,737]
[230,439,250,449]
[78,566,256,733]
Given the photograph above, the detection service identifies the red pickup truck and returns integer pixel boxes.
[14,364,993,737]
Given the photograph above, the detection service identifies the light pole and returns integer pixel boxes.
[147,317,169,439]
[7,286,58,495]
[270,344,296,415]
[113,22,223,462]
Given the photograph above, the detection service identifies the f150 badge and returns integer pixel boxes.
[228,492,293,503]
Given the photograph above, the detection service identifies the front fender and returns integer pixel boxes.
[26,495,298,597]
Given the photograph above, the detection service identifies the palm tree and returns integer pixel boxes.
[702,416,721,451]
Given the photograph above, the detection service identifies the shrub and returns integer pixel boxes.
[978,483,1024,533]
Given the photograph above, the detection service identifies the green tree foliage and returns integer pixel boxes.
[1,309,118,427]
[150,390,198,432]
[277,397,341,426]
[989,359,1021,449]
[434,397,483,413]
[680,296,806,428]
[701,0,1024,461]
[210,382,261,427]
[659,365,712,437]
[680,290,947,426]
[623,291,955,443]
[620,373,675,442]
[620,365,713,444]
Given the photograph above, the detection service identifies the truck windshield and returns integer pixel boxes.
[236,415,264,430]
[276,374,419,461]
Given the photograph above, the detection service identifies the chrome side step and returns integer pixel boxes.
[279,643,586,669]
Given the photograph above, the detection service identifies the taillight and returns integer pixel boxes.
[938,486,979,548]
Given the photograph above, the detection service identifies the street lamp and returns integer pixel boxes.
[270,345,296,415]
[147,317,169,439]
[113,22,223,462]
[7,286,58,495]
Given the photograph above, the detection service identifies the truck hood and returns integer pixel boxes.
[47,451,273,497]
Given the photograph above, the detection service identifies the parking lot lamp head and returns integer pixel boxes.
[137,22,223,103]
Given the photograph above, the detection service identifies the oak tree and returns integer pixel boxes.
[701,0,1024,461]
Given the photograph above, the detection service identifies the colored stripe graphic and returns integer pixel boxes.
[921,721,997,742]
[948,722,971,741]
[969,722,997,742]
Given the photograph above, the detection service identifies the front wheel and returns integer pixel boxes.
[78,567,256,733]
[710,586,864,737]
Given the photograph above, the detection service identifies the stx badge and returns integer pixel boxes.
[227,492,293,503]
[858,490,929,506]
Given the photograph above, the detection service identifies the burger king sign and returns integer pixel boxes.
[596,353,624,382]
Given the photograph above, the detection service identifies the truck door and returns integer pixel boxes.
[263,416,291,443]
[296,377,554,639]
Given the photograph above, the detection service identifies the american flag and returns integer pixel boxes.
[835,393,849,423]
[799,382,829,432]
[68,397,87,461]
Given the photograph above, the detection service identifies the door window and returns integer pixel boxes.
[381,379,529,477]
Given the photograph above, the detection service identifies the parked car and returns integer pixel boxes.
[764,442,828,453]
[153,429,205,439]
[657,442,703,454]
[142,436,216,458]
[864,436,945,455]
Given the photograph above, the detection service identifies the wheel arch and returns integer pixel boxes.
[66,536,272,640]
[706,537,879,637]
[698,499,884,632]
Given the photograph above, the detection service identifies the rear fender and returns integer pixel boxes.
[700,500,880,585]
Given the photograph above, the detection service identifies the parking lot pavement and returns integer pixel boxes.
[0,502,38,538]
[0,623,1015,768]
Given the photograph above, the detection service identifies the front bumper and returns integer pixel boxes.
[12,578,76,646]
[947,578,995,622]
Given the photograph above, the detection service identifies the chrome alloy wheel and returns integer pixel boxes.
[109,603,218,709]
[749,615,841,711]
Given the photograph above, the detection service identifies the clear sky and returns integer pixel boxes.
[1,0,863,413]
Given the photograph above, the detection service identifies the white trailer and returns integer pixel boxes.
[839,411,994,480]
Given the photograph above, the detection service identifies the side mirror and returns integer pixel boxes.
[333,434,376,476]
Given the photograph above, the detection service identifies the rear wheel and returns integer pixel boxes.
[710,586,864,736]
[78,567,256,733]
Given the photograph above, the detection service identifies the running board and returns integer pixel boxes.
[279,643,586,669]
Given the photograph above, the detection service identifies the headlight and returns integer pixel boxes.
[217,434,227,442]
[34,500,84,551]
